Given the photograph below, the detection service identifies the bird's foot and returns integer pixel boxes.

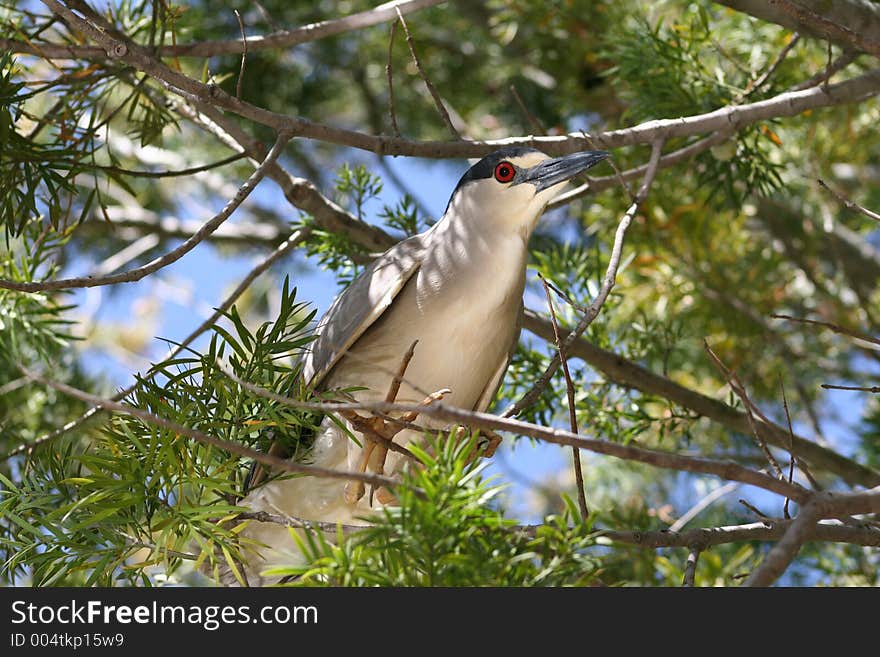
[449,426,503,464]
[339,341,451,507]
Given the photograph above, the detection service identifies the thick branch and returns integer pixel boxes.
[36,2,880,158]
[744,487,880,586]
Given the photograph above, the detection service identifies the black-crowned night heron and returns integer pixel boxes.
[238,146,608,584]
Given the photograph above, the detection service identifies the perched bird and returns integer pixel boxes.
[236,146,608,585]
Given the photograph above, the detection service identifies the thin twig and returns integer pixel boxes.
[703,341,785,479]
[386,18,401,137]
[818,177,880,223]
[669,481,740,532]
[0,132,290,292]
[739,498,771,520]
[779,378,797,519]
[742,33,801,98]
[509,84,546,135]
[821,383,880,393]
[506,139,665,418]
[233,9,248,101]
[789,50,858,91]
[541,275,588,520]
[93,152,246,178]
[394,6,459,138]
[682,548,700,587]
[771,313,880,347]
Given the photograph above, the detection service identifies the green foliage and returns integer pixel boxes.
[2,0,878,588]
[270,435,599,586]
[334,163,383,222]
[0,280,320,585]
[379,194,424,238]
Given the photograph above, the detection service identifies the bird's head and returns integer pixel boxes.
[445,146,609,236]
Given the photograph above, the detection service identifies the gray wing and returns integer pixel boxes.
[302,233,426,389]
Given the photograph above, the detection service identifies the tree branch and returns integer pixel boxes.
[231,509,880,549]
[5,0,445,59]
[20,366,400,490]
[744,487,880,586]
[220,370,811,502]
[0,132,291,292]
[715,0,880,58]
[520,309,880,488]
[35,2,880,159]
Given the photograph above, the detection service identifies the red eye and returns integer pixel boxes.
[494,161,516,183]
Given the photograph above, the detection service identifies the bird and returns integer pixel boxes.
[234,146,608,585]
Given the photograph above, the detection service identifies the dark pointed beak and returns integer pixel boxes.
[517,150,609,191]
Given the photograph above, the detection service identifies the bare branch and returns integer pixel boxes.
[669,482,740,532]
[506,140,665,418]
[394,6,459,138]
[0,132,290,292]
[509,84,547,135]
[231,510,880,549]
[601,518,880,550]
[789,50,859,91]
[772,313,880,347]
[34,3,880,159]
[541,275,588,520]
[780,379,797,519]
[821,383,880,393]
[217,371,811,502]
[744,487,880,586]
[682,548,700,587]
[386,19,401,137]
[818,177,880,223]
[233,9,247,101]
[743,33,801,97]
[94,152,246,179]
[703,341,785,479]
[716,0,880,57]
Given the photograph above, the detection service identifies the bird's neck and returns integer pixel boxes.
[420,205,531,303]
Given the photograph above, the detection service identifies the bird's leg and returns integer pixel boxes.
[368,341,418,504]
[372,387,451,505]
[341,414,385,504]
[340,342,419,505]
